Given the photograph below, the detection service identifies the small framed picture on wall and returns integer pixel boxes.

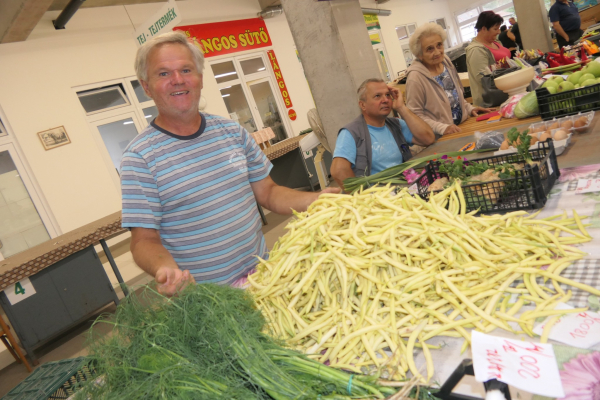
[37,126,71,150]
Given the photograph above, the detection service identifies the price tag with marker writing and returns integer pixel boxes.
[471,331,564,398]
[4,277,37,305]
[533,303,600,348]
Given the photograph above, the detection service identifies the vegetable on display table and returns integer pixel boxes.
[74,284,410,400]
[248,181,596,385]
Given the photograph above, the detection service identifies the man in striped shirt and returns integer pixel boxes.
[121,31,339,296]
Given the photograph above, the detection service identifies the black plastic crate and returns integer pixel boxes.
[416,140,560,214]
[536,84,600,120]
[1,357,95,400]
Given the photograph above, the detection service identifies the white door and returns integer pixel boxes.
[247,77,290,142]
[0,143,57,259]
[89,112,145,189]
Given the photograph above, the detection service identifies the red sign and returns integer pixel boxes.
[174,18,272,58]
[267,50,293,108]
[288,109,297,121]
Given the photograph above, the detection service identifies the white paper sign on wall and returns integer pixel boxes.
[4,277,37,305]
[471,331,564,398]
[533,303,600,348]
[133,0,182,47]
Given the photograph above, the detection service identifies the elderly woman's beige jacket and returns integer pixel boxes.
[405,55,474,136]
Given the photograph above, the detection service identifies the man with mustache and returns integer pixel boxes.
[330,78,434,191]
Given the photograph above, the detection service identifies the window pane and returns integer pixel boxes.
[97,118,140,171]
[0,118,6,137]
[396,26,408,40]
[481,0,512,11]
[142,106,158,126]
[0,151,50,258]
[77,86,129,114]
[210,61,239,84]
[240,57,266,75]
[220,84,256,133]
[460,22,478,42]
[408,24,417,35]
[457,8,479,23]
[436,18,447,30]
[249,81,287,142]
[131,80,152,103]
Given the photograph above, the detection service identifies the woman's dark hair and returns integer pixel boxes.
[475,11,504,32]
[500,25,507,32]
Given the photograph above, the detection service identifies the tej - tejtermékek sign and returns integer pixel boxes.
[133,0,181,46]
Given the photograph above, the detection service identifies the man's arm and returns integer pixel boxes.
[130,227,194,296]
[330,157,355,192]
[553,21,570,41]
[250,176,339,214]
[389,86,435,146]
[507,31,516,41]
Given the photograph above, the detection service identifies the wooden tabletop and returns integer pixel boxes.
[418,113,600,169]
[0,212,127,291]
[438,115,542,142]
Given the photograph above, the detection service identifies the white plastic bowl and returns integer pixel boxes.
[494,67,535,96]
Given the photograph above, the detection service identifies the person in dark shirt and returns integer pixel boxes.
[498,25,517,57]
[549,0,583,48]
[508,17,523,49]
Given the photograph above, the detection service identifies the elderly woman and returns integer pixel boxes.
[405,23,491,136]
[466,11,512,107]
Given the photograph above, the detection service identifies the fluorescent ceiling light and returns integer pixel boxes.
[224,86,232,89]
[258,67,266,71]
[214,71,237,78]
[145,115,152,118]
[123,121,134,125]
[222,94,231,97]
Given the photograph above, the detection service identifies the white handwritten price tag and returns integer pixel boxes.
[471,331,564,398]
[4,277,37,305]
[533,303,600,348]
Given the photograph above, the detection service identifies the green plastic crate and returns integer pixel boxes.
[1,357,95,400]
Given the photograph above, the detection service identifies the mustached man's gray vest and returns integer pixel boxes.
[339,115,412,177]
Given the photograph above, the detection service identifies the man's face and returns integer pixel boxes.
[359,82,393,119]
[509,18,516,25]
[141,43,203,119]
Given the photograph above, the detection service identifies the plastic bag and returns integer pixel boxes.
[499,93,527,118]
[474,130,505,150]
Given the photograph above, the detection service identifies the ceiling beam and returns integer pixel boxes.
[49,0,170,12]
[0,0,55,43]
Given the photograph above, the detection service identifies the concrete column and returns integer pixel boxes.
[513,0,554,53]
[280,0,381,150]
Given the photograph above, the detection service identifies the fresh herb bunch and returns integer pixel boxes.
[438,157,491,181]
[75,284,403,400]
[507,127,534,165]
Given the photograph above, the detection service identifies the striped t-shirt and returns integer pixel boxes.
[120,112,272,284]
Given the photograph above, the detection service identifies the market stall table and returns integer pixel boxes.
[0,212,128,363]
[418,113,600,169]
[413,163,600,399]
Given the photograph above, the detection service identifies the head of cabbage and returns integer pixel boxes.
[514,91,539,119]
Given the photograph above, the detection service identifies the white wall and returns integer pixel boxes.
[0,0,317,372]
[359,0,460,76]
[0,0,315,237]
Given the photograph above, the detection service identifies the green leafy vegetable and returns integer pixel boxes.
[75,284,406,400]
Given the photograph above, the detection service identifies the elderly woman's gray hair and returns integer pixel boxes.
[409,22,447,59]
[134,31,205,82]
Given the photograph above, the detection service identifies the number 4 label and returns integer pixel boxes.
[4,278,36,305]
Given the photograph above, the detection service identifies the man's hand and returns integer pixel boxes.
[444,125,462,135]
[155,267,195,297]
[319,187,342,196]
[471,107,494,117]
[388,86,405,112]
